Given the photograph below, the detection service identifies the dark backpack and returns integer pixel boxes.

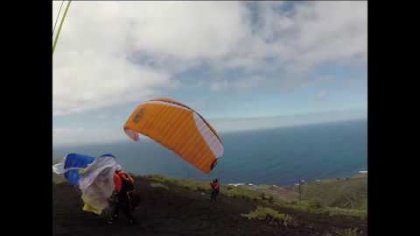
[128,191,141,210]
[120,173,135,192]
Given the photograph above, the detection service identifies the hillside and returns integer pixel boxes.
[53,174,367,236]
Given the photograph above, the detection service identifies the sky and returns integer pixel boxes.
[53,1,367,146]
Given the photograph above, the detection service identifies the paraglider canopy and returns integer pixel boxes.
[124,97,224,174]
[52,153,95,186]
[53,153,121,215]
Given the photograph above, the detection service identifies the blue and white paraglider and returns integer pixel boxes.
[53,153,121,215]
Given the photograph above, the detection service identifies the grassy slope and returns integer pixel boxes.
[298,174,367,210]
[53,174,367,236]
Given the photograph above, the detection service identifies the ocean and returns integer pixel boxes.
[53,119,367,186]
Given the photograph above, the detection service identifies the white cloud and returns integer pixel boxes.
[53,1,247,116]
[316,90,328,100]
[234,1,366,73]
[53,126,125,146]
[210,79,229,92]
[293,2,367,65]
[191,1,367,91]
[209,76,266,92]
[127,2,246,60]
[53,1,367,115]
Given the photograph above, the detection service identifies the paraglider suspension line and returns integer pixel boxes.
[53,1,65,35]
[53,1,72,54]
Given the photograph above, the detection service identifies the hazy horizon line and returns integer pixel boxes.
[53,117,366,149]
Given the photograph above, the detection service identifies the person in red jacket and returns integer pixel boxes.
[210,178,220,201]
[108,168,136,224]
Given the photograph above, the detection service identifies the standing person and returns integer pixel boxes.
[108,168,136,225]
[210,178,220,201]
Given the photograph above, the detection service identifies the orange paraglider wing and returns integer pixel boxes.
[124,98,223,174]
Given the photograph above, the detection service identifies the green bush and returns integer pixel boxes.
[241,206,295,227]
[148,174,171,184]
[307,200,322,209]
[223,186,261,201]
[337,228,360,236]
[301,177,367,210]
[285,199,323,213]
[150,182,169,190]
[326,207,367,220]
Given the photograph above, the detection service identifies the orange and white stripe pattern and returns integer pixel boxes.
[123,98,223,174]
